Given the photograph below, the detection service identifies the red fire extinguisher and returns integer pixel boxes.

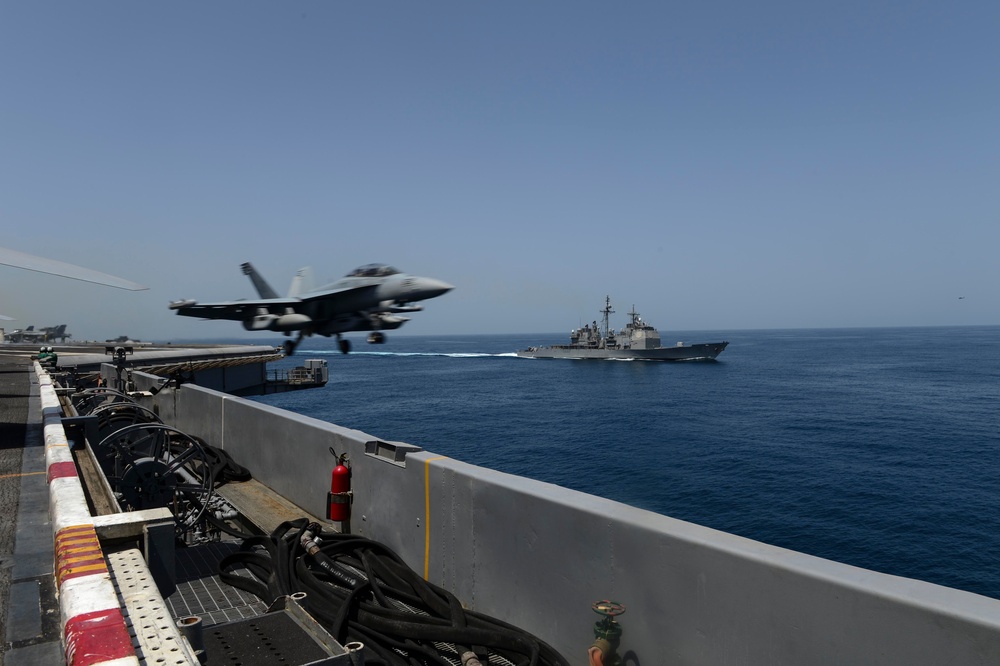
[327,448,352,522]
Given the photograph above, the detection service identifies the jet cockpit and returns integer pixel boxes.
[346,264,399,278]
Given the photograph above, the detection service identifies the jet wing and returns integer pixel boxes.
[170,298,301,321]
[171,284,381,321]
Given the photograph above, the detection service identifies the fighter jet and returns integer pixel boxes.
[5,325,45,343]
[4,324,71,343]
[169,262,453,355]
[41,324,71,343]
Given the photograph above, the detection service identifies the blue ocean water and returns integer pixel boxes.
[248,327,1000,599]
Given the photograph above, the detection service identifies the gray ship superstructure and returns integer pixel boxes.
[518,296,728,360]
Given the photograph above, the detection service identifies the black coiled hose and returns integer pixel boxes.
[219,519,569,666]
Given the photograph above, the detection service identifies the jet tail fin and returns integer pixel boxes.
[288,266,315,298]
[241,262,280,299]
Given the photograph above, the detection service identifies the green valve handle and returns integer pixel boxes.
[592,600,625,643]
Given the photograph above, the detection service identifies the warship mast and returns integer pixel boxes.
[600,295,614,339]
[600,295,616,348]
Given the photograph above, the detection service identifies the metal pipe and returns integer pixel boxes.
[176,615,206,664]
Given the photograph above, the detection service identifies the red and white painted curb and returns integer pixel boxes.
[37,363,140,666]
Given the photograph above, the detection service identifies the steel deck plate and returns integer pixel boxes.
[202,612,334,665]
[165,540,268,626]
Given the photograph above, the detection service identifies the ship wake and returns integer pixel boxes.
[307,350,519,359]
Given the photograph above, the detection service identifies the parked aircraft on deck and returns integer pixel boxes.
[4,325,71,343]
[5,325,43,343]
[169,262,453,355]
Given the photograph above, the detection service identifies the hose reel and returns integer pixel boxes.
[95,423,215,538]
[90,402,162,457]
[73,387,136,417]
[67,386,248,542]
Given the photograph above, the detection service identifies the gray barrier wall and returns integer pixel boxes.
[100,358,268,395]
[146,381,1000,665]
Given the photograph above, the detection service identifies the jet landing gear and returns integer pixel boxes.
[283,332,306,357]
[367,332,385,345]
[283,333,353,356]
[337,335,351,355]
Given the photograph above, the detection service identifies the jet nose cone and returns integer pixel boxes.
[419,277,454,299]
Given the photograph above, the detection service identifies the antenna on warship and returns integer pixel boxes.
[601,296,615,339]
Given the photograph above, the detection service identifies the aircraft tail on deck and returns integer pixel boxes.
[287,267,315,298]
[240,263,280,299]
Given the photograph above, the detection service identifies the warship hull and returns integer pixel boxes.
[516,341,728,360]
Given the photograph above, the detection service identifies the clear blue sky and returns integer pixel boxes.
[1,2,997,341]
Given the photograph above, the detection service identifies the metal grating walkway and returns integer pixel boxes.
[165,540,267,627]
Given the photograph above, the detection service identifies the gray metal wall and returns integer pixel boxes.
[101,358,267,395]
[145,381,1000,665]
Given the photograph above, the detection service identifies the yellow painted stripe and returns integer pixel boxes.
[423,456,448,580]
[60,558,106,572]
[60,545,102,558]
[0,471,47,480]
[57,524,95,535]
[58,562,108,586]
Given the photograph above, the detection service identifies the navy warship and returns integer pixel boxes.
[517,296,728,360]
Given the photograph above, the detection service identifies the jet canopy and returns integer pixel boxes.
[346,264,400,278]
